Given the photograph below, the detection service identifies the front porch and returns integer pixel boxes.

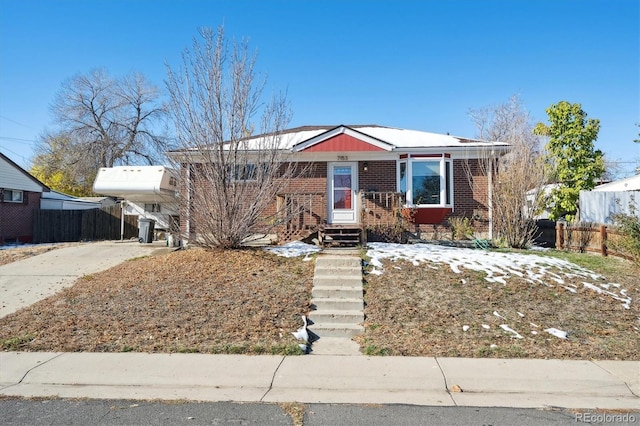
[275,191,410,246]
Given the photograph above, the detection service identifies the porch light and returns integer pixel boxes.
[363,162,368,172]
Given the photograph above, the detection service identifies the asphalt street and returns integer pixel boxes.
[4,399,630,426]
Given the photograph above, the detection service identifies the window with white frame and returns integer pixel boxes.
[2,189,24,203]
[398,156,453,207]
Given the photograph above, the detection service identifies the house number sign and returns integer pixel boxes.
[337,155,348,161]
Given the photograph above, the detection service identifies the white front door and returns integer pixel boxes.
[328,162,358,224]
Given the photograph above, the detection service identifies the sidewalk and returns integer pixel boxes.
[1,352,638,409]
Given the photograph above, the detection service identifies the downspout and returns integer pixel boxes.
[120,201,126,241]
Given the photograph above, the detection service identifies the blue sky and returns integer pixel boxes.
[1,0,638,176]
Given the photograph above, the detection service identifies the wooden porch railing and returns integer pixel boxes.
[276,191,409,241]
[276,192,327,235]
[360,191,406,227]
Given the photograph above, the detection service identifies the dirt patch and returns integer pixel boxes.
[0,248,315,355]
[355,255,639,360]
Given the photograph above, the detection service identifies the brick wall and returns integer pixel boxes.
[358,160,396,192]
[0,190,41,243]
[415,159,490,238]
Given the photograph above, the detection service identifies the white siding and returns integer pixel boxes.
[0,156,44,193]
[579,190,640,224]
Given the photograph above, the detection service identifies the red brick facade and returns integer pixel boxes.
[0,190,42,243]
[180,158,492,240]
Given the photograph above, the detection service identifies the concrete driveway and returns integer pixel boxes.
[0,241,168,318]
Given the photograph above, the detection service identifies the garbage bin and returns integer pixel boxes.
[138,218,155,243]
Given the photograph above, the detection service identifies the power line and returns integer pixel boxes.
[0,136,38,145]
[0,115,35,129]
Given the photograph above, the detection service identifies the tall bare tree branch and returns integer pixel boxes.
[166,26,305,249]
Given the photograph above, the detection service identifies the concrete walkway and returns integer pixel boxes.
[1,352,638,409]
[308,250,364,355]
[0,241,170,318]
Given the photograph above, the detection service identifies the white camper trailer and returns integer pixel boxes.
[93,166,179,235]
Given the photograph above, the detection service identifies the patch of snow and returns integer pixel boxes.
[462,325,470,332]
[531,331,538,335]
[482,324,490,330]
[493,311,507,320]
[263,242,320,258]
[490,344,498,349]
[365,242,632,309]
[545,328,568,339]
[517,312,525,317]
[583,282,631,309]
[500,324,524,339]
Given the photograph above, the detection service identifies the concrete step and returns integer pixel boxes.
[312,286,363,299]
[309,310,364,324]
[314,266,362,276]
[310,337,361,355]
[311,297,364,311]
[313,276,362,287]
[308,323,364,338]
[315,257,362,268]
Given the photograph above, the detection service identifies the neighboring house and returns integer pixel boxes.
[0,152,50,243]
[580,174,640,224]
[170,124,509,244]
[40,190,111,210]
[93,166,180,232]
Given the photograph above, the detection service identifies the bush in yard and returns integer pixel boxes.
[610,200,640,266]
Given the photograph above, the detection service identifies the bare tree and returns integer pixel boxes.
[166,26,303,249]
[51,68,167,168]
[466,95,548,248]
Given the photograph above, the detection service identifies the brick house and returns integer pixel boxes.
[0,152,50,244]
[174,125,509,245]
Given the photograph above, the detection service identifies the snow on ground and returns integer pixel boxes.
[263,241,320,259]
[366,242,629,307]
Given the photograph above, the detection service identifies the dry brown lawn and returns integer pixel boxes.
[355,250,639,360]
[0,248,314,355]
[1,243,638,359]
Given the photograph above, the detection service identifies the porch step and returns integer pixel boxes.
[321,227,362,248]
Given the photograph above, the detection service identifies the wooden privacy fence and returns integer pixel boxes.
[33,206,139,243]
[555,222,631,260]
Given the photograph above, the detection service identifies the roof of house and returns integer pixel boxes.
[592,174,640,192]
[0,151,50,193]
[170,124,510,154]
